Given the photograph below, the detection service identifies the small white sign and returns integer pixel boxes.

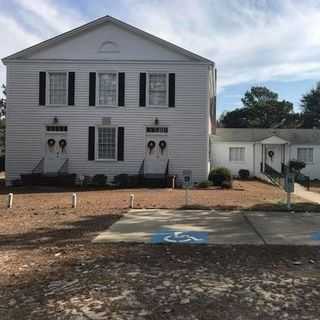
[182,170,192,188]
[284,173,295,193]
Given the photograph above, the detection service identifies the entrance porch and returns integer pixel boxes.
[260,135,289,176]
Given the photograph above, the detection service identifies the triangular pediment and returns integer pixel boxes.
[260,135,289,144]
[3,16,213,63]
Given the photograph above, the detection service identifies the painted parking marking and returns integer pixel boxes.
[151,230,208,244]
[311,232,320,240]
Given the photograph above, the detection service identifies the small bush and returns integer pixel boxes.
[238,169,250,180]
[91,174,107,186]
[0,155,5,171]
[197,180,212,188]
[114,174,129,187]
[82,175,92,187]
[208,167,232,187]
[289,160,306,172]
[221,180,232,189]
[128,175,140,187]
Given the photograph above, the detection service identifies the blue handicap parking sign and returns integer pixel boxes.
[151,230,208,244]
[311,232,320,240]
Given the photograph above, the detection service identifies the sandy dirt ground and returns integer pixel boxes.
[0,180,320,319]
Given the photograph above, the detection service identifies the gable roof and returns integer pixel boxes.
[212,128,320,145]
[2,15,214,64]
[260,135,289,144]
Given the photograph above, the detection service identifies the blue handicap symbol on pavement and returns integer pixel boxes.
[311,232,320,240]
[151,230,208,244]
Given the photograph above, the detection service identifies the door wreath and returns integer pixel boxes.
[47,138,56,147]
[59,139,67,151]
[268,150,274,159]
[147,140,156,153]
[159,140,167,153]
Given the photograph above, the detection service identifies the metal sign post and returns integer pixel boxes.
[287,192,291,210]
[185,188,190,206]
[284,173,295,210]
[182,170,192,206]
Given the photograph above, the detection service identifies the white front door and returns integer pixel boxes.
[265,144,282,173]
[44,134,68,173]
[145,135,169,174]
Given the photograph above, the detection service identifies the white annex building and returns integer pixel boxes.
[211,128,320,180]
[2,16,216,186]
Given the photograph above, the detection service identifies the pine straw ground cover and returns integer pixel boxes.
[0,180,320,319]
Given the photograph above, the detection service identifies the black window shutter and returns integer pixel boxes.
[39,72,46,105]
[89,72,96,106]
[88,127,95,161]
[118,72,125,107]
[139,73,146,107]
[68,72,75,106]
[168,73,175,108]
[117,127,125,161]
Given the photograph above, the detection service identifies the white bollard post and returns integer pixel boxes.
[287,192,291,210]
[172,176,176,189]
[72,193,77,208]
[185,188,189,206]
[7,193,13,209]
[129,194,134,209]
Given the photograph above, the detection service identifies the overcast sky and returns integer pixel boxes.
[1,0,320,116]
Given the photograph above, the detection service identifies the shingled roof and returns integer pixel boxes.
[212,128,320,144]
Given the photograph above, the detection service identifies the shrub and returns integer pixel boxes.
[238,169,250,180]
[82,175,92,187]
[0,155,5,171]
[197,180,212,188]
[128,175,140,188]
[208,167,232,187]
[114,174,129,187]
[221,180,232,189]
[91,174,107,186]
[289,160,306,172]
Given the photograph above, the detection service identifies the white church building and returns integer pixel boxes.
[3,14,319,187]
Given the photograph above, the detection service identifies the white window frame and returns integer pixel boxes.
[147,72,168,108]
[229,147,245,162]
[95,126,118,161]
[297,147,314,164]
[46,71,68,107]
[96,72,118,107]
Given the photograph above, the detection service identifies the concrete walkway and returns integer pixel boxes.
[294,183,320,204]
[94,209,320,245]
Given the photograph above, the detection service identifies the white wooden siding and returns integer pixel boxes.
[6,62,210,184]
[212,141,320,180]
[212,142,255,177]
[290,145,320,179]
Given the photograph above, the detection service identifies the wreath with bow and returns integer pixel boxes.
[268,150,274,159]
[47,138,56,147]
[147,140,156,153]
[159,140,167,153]
[59,139,67,151]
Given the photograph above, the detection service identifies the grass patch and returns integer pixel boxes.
[246,201,320,212]
[178,204,212,210]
